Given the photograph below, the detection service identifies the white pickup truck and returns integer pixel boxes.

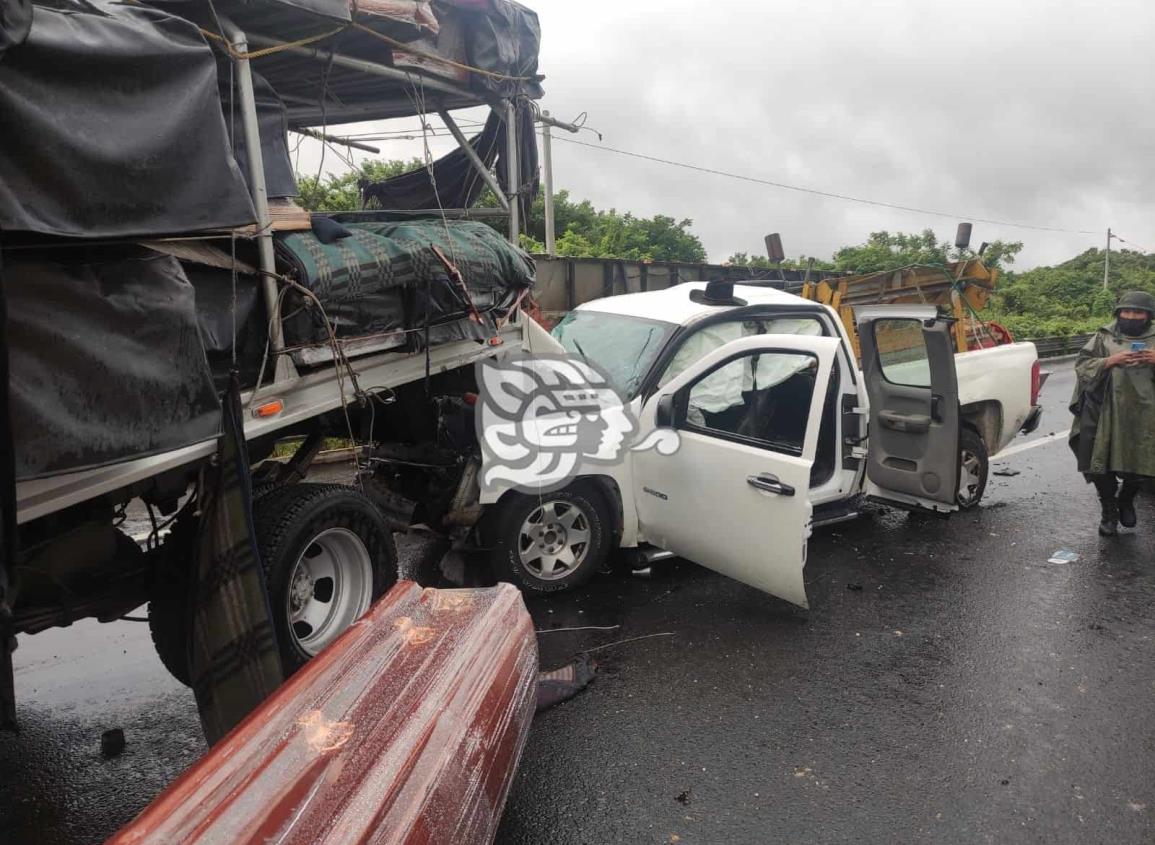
[479,279,1042,609]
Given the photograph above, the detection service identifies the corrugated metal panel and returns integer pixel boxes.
[108,581,538,845]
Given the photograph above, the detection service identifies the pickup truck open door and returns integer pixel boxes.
[856,305,960,514]
[633,335,840,609]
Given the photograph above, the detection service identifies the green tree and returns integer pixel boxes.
[990,247,1155,336]
[296,158,424,212]
[727,252,836,271]
[518,190,706,262]
[297,162,708,262]
[829,229,1023,274]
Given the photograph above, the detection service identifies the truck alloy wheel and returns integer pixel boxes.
[256,484,398,674]
[491,485,611,593]
[956,428,989,510]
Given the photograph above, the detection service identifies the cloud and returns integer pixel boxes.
[529,0,1154,266]
[300,0,1155,268]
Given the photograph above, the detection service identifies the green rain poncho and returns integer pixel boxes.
[1069,318,1155,478]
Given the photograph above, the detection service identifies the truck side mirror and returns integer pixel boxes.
[655,394,676,428]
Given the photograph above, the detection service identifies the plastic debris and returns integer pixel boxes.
[1048,549,1080,564]
[536,653,597,712]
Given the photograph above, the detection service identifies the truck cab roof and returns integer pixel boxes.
[574,282,811,327]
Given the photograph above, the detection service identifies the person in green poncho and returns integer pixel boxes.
[1069,290,1155,536]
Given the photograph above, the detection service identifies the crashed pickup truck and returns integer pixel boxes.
[478,278,1041,608]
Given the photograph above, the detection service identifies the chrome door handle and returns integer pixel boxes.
[747,473,795,496]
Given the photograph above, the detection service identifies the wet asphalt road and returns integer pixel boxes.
[3,359,1154,844]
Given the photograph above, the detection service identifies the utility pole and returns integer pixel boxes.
[536,110,581,256]
[1103,228,1112,290]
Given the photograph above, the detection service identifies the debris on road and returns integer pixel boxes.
[536,653,597,713]
[100,728,126,758]
[1047,549,1080,564]
[993,468,1022,477]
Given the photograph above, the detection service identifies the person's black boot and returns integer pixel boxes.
[1099,497,1119,536]
[1119,485,1139,529]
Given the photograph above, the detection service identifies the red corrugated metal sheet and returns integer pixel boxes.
[108,581,537,845]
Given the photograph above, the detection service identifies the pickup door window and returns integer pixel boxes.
[856,305,961,513]
[656,317,823,390]
[633,335,840,609]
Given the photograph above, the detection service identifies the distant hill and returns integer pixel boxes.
[991,248,1155,338]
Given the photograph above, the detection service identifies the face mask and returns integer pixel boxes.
[1117,316,1153,337]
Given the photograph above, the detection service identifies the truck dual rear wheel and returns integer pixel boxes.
[490,485,611,594]
[957,428,989,510]
[256,484,398,675]
[149,483,397,685]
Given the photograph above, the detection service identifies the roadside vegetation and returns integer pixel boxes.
[297,158,1154,339]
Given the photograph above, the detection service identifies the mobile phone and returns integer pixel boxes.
[1131,341,1148,352]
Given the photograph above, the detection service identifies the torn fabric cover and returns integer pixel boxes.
[458,0,543,100]
[189,375,283,745]
[0,0,256,238]
[219,70,299,200]
[7,250,222,480]
[359,102,539,222]
[361,111,503,211]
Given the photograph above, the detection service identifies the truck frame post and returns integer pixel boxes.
[505,100,520,243]
[220,16,296,385]
[437,110,511,214]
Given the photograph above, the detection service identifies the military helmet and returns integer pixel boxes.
[1115,290,1155,315]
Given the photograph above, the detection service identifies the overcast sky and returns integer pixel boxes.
[301,0,1155,269]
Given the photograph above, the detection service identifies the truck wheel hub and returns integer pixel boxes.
[290,567,314,611]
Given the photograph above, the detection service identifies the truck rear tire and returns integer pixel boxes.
[149,517,197,687]
[489,484,611,594]
[957,427,989,510]
[255,483,398,675]
[149,484,398,684]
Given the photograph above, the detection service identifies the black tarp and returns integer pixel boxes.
[7,250,222,480]
[459,0,542,101]
[219,71,299,200]
[0,242,18,729]
[0,0,29,58]
[360,103,539,222]
[0,0,256,238]
[185,265,267,391]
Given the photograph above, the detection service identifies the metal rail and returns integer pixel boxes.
[438,110,510,212]
[219,16,296,383]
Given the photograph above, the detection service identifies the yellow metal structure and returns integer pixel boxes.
[801,259,1001,359]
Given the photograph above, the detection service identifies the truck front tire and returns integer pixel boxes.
[490,484,611,594]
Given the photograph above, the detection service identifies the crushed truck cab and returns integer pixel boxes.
[491,280,1042,608]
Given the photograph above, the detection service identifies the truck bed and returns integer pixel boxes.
[15,324,526,525]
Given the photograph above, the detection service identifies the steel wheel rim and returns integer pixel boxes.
[287,527,373,657]
[517,500,592,581]
[958,449,983,506]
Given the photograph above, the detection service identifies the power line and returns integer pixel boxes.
[548,134,1101,237]
[1113,233,1151,254]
